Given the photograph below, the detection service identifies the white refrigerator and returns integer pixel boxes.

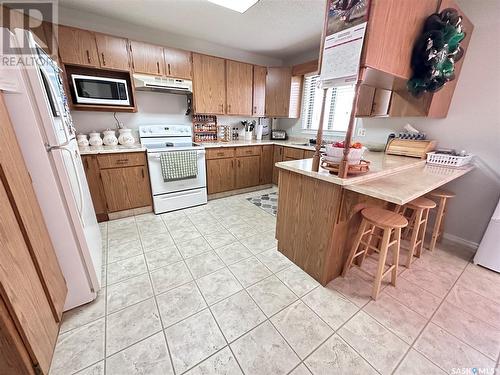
[474,197,500,273]
[0,29,102,310]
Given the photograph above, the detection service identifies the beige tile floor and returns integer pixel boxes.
[50,188,500,375]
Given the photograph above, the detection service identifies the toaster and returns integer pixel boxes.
[271,130,287,140]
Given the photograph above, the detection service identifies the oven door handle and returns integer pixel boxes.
[148,151,205,159]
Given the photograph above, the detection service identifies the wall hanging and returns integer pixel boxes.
[408,8,466,97]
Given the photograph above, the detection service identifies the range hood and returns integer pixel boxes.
[133,74,192,95]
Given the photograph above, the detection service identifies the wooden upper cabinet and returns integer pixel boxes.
[265,67,292,117]
[57,25,99,67]
[361,0,439,79]
[164,47,192,79]
[253,65,266,117]
[192,53,226,114]
[95,33,130,71]
[226,60,253,116]
[130,40,165,76]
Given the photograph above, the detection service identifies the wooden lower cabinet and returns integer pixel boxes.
[260,145,274,184]
[235,156,260,189]
[82,152,152,218]
[100,166,151,212]
[206,158,235,194]
[272,146,283,185]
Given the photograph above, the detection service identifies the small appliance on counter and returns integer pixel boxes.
[271,129,288,140]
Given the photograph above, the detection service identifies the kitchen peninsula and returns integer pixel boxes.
[275,153,473,285]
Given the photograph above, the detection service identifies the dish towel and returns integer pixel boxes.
[160,151,198,181]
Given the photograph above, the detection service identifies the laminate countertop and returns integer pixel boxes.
[202,139,320,151]
[276,152,473,205]
[79,143,146,155]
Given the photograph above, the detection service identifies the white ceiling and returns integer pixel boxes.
[58,0,325,61]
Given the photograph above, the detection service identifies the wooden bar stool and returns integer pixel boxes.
[403,197,436,267]
[343,207,408,300]
[428,189,456,252]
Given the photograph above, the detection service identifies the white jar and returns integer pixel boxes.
[118,128,135,146]
[88,132,103,146]
[76,134,89,147]
[102,129,118,146]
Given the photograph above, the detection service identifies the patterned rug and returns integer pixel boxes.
[246,192,278,216]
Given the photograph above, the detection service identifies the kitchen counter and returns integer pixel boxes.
[202,139,319,152]
[275,152,473,286]
[79,143,146,155]
[276,152,425,187]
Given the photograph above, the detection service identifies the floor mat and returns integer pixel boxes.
[246,192,278,216]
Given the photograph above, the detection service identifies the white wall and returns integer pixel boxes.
[278,0,500,246]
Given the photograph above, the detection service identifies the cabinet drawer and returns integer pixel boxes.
[283,147,304,160]
[235,146,262,157]
[97,152,146,169]
[206,148,235,160]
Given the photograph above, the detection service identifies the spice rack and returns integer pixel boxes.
[192,115,217,142]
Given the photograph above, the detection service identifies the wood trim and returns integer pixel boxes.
[0,94,66,321]
[0,296,34,375]
[292,60,318,76]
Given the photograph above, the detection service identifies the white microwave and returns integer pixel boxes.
[71,74,130,106]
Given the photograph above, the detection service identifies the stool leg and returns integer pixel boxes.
[417,208,430,257]
[429,197,447,252]
[358,225,375,266]
[391,227,401,286]
[406,208,423,268]
[342,219,367,277]
[438,197,448,243]
[372,227,391,300]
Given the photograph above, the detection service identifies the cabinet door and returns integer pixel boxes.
[164,47,192,79]
[226,60,253,116]
[82,155,107,219]
[206,158,235,194]
[192,54,226,114]
[130,40,165,76]
[235,156,260,189]
[58,25,99,67]
[304,150,315,158]
[95,33,130,71]
[253,65,266,117]
[265,67,292,117]
[272,145,283,185]
[100,166,152,212]
[260,145,274,184]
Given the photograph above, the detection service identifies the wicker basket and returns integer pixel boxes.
[426,152,473,167]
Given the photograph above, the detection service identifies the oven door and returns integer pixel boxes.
[147,149,206,195]
[71,74,130,106]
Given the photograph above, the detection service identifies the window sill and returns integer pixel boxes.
[300,129,347,138]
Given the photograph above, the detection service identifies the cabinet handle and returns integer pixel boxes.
[101,53,106,66]
[141,168,145,178]
[245,150,252,154]
[86,50,91,63]
[238,160,241,168]
[217,152,224,156]
[253,106,257,114]
[167,63,171,75]
[227,104,231,113]
[157,61,160,74]
[231,159,234,168]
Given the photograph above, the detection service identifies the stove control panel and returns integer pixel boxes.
[139,124,192,138]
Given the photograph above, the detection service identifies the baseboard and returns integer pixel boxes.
[441,232,479,251]
[208,184,274,200]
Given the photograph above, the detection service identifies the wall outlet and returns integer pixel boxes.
[357,128,366,137]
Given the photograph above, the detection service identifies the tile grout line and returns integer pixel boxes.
[390,256,477,374]
[134,216,178,375]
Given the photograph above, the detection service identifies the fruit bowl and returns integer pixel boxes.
[324,142,365,165]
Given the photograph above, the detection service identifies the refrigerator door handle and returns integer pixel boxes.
[50,146,85,226]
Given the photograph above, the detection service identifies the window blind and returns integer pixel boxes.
[301,75,355,132]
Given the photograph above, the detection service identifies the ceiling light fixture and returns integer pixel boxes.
[207,0,259,13]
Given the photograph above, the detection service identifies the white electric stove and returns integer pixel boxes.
[139,124,207,214]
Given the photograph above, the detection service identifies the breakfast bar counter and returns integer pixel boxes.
[274,153,473,285]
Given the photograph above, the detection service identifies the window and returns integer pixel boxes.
[301,74,355,133]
